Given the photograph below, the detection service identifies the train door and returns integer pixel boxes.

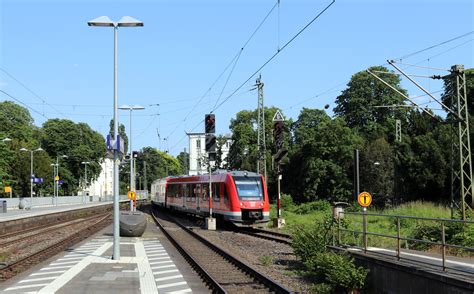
[164,182,167,208]
[196,184,200,212]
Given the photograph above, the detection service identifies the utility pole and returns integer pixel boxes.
[374,61,473,219]
[449,65,473,220]
[395,120,402,143]
[255,75,267,181]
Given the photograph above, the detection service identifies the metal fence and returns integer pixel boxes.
[337,211,474,274]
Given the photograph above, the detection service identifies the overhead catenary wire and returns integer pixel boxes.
[169,0,280,141]
[394,31,474,61]
[0,89,49,120]
[0,68,67,118]
[211,0,336,114]
[410,38,474,67]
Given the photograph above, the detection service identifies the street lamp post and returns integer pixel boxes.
[88,15,143,260]
[53,155,68,205]
[1,138,12,196]
[119,104,145,212]
[50,163,58,203]
[81,161,90,204]
[20,147,44,203]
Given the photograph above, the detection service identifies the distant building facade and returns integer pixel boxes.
[86,158,114,197]
[187,133,232,175]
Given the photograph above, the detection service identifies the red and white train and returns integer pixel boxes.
[151,170,270,226]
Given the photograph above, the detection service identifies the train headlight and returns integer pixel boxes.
[260,203,263,207]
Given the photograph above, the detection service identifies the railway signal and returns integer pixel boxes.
[205,134,216,153]
[205,114,217,161]
[205,114,215,134]
[272,110,287,226]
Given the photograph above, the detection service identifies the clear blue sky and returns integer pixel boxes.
[1,0,473,156]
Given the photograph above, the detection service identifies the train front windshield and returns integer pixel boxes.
[234,176,263,200]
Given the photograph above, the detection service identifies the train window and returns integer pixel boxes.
[223,184,229,204]
[213,183,220,201]
[203,185,208,200]
[233,176,263,200]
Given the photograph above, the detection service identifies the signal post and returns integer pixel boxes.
[205,114,217,230]
[273,110,287,228]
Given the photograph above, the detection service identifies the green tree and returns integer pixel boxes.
[135,147,183,192]
[177,150,189,174]
[441,67,474,114]
[359,137,394,206]
[227,107,289,199]
[0,101,34,141]
[215,135,229,169]
[42,119,106,194]
[334,66,407,141]
[284,108,363,203]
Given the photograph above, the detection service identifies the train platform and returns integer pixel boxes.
[0,217,208,294]
[0,201,128,223]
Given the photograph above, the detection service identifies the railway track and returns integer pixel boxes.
[0,214,108,247]
[235,227,292,245]
[150,209,292,294]
[0,212,111,280]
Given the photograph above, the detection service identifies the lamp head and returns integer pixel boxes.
[88,16,115,27]
[117,16,144,27]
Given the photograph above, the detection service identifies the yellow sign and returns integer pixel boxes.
[4,186,11,193]
[358,191,372,207]
[128,191,136,200]
[55,176,60,181]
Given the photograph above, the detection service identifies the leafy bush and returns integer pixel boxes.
[280,194,295,210]
[293,200,331,214]
[410,220,474,251]
[306,252,368,291]
[311,283,334,294]
[290,215,333,261]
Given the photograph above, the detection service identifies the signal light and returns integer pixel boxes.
[205,114,215,134]
[273,121,284,150]
[205,134,216,153]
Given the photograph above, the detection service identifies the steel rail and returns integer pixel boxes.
[151,209,292,294]
[149,210,226,294]
[0,214,108,247]
[236,227,292,245]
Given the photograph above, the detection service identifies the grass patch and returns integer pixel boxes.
[258,255,272,266]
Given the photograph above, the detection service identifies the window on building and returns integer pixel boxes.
[197,139,201,148]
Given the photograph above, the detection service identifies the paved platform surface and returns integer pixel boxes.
[0,202,118,223]
[0,218,208,293]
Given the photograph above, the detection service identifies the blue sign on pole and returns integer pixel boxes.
[58,180,64,185]
[33,177,44,183]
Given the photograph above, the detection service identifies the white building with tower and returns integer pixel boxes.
[187,132,232,175]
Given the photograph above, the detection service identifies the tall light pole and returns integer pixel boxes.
[1,138,12,196]
[53,155,68,205]
[119,104,145,200]
[20,147,44,203]
[88,15,143,260]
